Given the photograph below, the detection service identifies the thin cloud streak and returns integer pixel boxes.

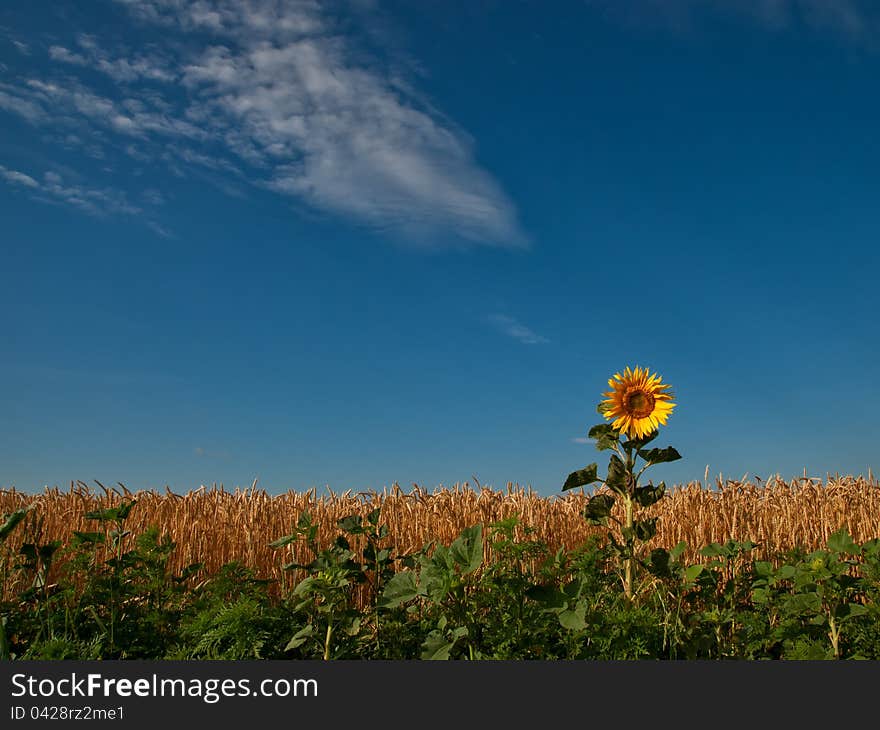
[0,164,169,233]
[487,314,549,345]
[587,0,880,43]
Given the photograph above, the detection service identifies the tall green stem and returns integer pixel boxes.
[323,614,333,661]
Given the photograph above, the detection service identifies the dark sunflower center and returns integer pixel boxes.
[623,388,655,418]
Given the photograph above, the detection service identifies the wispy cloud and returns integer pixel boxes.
[194,446,230,459]
[49,34,177,83]
[571,437,591,444]
[0,164,168,232]
[0,166,39,188]
[487,314,549,345]
[0,1,525,247]
[587,0,880,43]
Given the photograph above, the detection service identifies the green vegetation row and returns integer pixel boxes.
[2,500,879,660]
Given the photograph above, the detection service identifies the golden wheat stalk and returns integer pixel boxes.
[1,474,878,605]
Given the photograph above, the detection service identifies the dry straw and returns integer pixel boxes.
[2,474,879,603]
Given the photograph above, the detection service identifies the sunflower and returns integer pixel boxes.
[600,365,675,439]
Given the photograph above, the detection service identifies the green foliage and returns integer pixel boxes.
[3,499,880,660]
[562,464,600,492]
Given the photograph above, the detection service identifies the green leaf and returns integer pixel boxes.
[378,571,421,609]
[0,506,34,541]
[338,515,364,534]
[669,541,688,562]
[637,446,682,465]
[71,531,105,546]
[633,517,658,542]
[558,602,587,631]
[684,564,704,583]
[605,454,628,495]
[647,548,671,578]
[526,585,567,610]
[84,507,118,522]
[623,430,659,451]
[583,494,615,525]
[421,629,466,660]
[285,624,314,651]
[633,482,666,508]
[785,592,822,615]
[588,423,619,451]
[827,529,860,556]
[116,500,136,520]
[562,464,600,491]
[38,541,62,564]
[269,533,299,549]
[450,525,483,575]
[836,602,869,621]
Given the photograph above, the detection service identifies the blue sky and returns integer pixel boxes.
[2,0,878,496]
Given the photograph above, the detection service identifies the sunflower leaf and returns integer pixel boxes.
[583,494,616,525]
[605,454,628,495]
[562,464,600,491]
[634,482,666,507]
[588,423,618,451]
[637,446,681,465]
[623,430,659,450]
[633,517,658,541]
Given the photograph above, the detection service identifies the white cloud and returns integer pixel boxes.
[487,314,549,345]
[0,0,525,247]
[571,437,591,444]
[0,88,47,123]
[0,164,170,234]
[0,165,39,188]
[50,37,177,83]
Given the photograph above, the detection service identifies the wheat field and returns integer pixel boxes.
[2,474,879,597]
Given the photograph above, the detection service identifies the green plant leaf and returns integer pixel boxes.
[835,602,869,621]
[269,533,299,549]
[421,628,467,660]
[526,585,567,610]
[71,531,105,546]
[116,500,136,521]
[378,571,421,609]
[0,505,34,541]
[605,454,628,495]
[583,494,615,525]
[647,548,671,578]
[450,525,483,575]
[558,602,587,631]
[285,624,314,651]
[633,518,658,542]
[623,430,658,451]
[633,483,665,508]
[562,464,600,491]
[684,564,704,583]
[827,529,860,556]
[338,515,364,534]
[637,446,682,465]
[588,424,619,451]
[669,541,688,562]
